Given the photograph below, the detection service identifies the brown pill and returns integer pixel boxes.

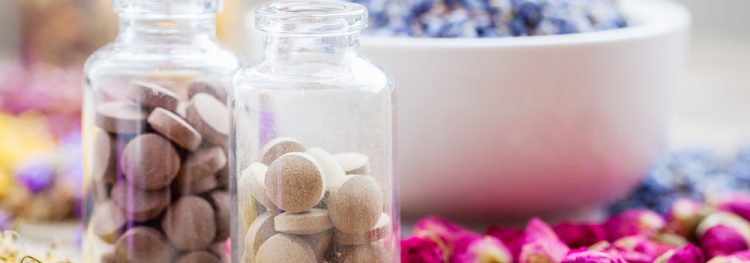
[240,163,277,211]
[93,130,118,184]
[176,251,222,263]
[265,152,325,213]
[111,180,169,222]
[335,213,391,245]
[261,137,306,165]
[186,93,229,146]
[92,182,112,203]
[176,102,188,118]
[114,227,171,263]
[162,196,217,251]
[92,200,127,244]
[188,81,227,103]
[129,81,180,112]
[334,152,370,175]
[207,191,231,242]
[244,212,277,258]
[177,146,227,185]
[255,233,317,263]
[328,175,383,234]
[303,230,334,261]
[147,107,203,151]
[208,243,225,258]
[95,102,147,134]
[177,174,218,195]
[333,243,389,263]
[101,252,116,263]
[306,147,346,191]
[274,208,333,235]
[121,133,181,190]
[217,165,229,187]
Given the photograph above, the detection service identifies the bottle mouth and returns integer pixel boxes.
[256,0,368,36]
[114,0,222,18]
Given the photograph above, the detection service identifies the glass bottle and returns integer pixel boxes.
[82,0,241,262]
[231,1,398,262]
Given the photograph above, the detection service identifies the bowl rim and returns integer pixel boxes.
[361,0,691,48]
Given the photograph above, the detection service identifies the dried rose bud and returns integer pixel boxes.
[486,226,525,260]
[554,222,607,249]
[604,209,666,241]
[561,249,627,263]
[653,244,705,263]
[611,235,675,259]
[451,235,512,263]
[699,225,749,258]
[696,212,750,245]
[519,218,570,263]
[665,198,710,238]
[716,193,750,223]
[414,216,474,252]
[401,236,445,263]
[707,250,750,263]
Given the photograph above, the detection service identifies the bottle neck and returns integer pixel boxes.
[115,16,217,49]
[263,33,361,61]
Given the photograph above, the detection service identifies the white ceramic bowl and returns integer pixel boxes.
[360,0,690,218]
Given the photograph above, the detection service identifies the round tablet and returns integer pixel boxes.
[333,243,388,263]
[147,107,203,151]
[115,227,171,263]
[303,230,334,261]
[207,191,231,242]
[121,133,180,190]
[177,174,218,195]
[176,251,222,263]
[111,180,169,222]
[335,213,391,245]
[188,81,227,103]
[129,81,180,112]
[240,163,277,211]
[93,130,118,184]
[186,93,229,146]
[275,208,333,235]
[92,200,127,244]
[95,102,147,134]
[334,152,369,175]
[162,196,217,251]
[265,153,325,213]
[177,146,227,185]
[261,137,306,165]
[255,233,317,263]
[328,175,383,234]
[306,147,346,191]
[244,212,277,257]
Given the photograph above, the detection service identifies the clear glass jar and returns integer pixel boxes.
[231,1,397,262]
[82,0,241,262]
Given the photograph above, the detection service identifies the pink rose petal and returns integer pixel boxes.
[604,209,666,241]
[402,236,445,263]
[452,235,512,263]
[519,218,570,263]
[554,222,607,249]
[700,225,750,258]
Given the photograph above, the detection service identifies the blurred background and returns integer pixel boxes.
[0,0,748,260]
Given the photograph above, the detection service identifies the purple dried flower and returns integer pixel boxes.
[700,225,750,258]
[486,226,525,260]
[562,249,626,263]
[519,218,569,263]
[665,198,709,238]
[554,222,607,249]
[452,235,512,263]
[604,209,666,241]
[401,236,445,263]
[14,157,56,194]
[654,244,705,263]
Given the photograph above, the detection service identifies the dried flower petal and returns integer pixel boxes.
[604,209,666,241]
[700,225,750,258]
[519,218,569,263]
[452,235,512,263]
[654,244,705,263]
[665,198,709,238]
[611,235,675,259]
[562,248,626,263]
[402,236,445,263]
[716,193,750,223]
[707,250,750,263]
[554,222,607,249]
[414,215,474,250]
[486,226,525,260]
[696,212,750,245]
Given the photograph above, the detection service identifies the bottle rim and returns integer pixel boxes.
[113,0,222,18]
[255,0,368,36]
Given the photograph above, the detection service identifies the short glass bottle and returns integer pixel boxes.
[231,1,398,262]
[82,0,241,262]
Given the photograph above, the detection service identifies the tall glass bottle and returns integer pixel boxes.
[82,0,241,262]
[231,1,398,262]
